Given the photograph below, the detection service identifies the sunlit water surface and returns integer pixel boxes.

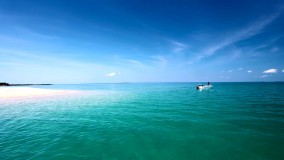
[1,83,284,160]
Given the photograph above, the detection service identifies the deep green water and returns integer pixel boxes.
[1,83,284,160]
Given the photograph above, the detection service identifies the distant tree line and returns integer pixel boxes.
[0,82,10,86]
[0,82,52,86]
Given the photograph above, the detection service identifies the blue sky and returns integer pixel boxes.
[0,0,284,83]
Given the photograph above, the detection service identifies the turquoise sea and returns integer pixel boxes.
[0,82,284,160]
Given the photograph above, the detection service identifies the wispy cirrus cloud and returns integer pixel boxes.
[170,40,188,54]
[247,36,284,57]
[151,55,168,67]
[194,8,283,61]
[13,26,59,40]
[164,38,188,54]
[263,68,277,73]
[0,48,106,70]
[124,59,145,67]
[123,58,154,70]
[259,75,269,78]
[0,35,31,45]
[0,48,114,83]
[270,47,279,53]
[248,70,252,73]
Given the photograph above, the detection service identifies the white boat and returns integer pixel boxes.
[196,84,212,90]
[196,84,204,90]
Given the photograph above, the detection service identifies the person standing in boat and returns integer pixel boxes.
[207,82,210,86]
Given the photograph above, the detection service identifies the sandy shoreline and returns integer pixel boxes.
[0,87,79,98]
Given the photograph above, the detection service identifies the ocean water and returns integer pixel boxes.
[0,82,284,160]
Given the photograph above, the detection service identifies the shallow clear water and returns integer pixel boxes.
[1,83,284,160]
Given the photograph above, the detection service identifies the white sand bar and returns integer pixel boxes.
[0,87,79,98]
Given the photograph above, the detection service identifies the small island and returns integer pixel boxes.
[0,82,52,86]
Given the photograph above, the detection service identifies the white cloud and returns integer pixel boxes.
[239,68,243,70]
[263,68,277,73]
[260,75,268,78]
[282,69,284,72]
[105,72,118,77]
[248,70,252,73]
[228,69,233,73]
